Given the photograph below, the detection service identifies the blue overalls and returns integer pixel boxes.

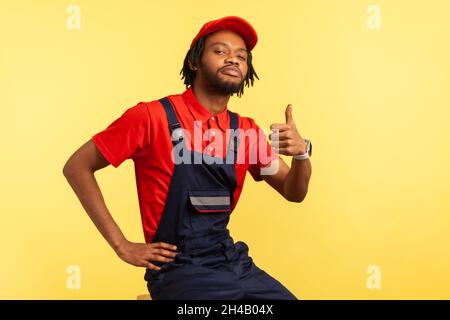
[144,97,298,300]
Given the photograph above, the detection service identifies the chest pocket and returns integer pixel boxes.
[188,189,231,213]
[187,189,232,245]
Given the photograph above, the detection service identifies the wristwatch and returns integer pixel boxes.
[293,138,312,160]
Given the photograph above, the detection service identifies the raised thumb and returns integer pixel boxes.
[285,104,294,125]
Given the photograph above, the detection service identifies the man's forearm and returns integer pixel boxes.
[63,165,127,252]
[283,158,312,202]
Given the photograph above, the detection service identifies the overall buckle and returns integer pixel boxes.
[170,123,184,142]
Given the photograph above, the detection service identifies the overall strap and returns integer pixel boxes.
[226,110,239,164]
[159,97,183,144]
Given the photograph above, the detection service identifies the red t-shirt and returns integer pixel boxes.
[92,87,279,243]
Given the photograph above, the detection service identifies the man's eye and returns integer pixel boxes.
[215,50,224,54]
[238,56,246,61]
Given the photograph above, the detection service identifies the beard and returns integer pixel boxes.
[200,65,245,96]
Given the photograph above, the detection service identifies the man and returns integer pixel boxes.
[63,16,312,300]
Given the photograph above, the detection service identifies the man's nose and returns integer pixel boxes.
[224,53,240,66]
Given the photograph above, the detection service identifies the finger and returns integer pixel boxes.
[152,248,178,258]
[276,147,293,155]
[153,242,178,251]
[271,139,291,148]
[149,254,175,263]
[285,104,295,125]
[270,123,290,131]
[269,130,291,141]
[270,123,291,131]
[147,262,161,271]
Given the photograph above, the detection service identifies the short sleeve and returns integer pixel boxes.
[91,102,151,168]
[247,120,280,182]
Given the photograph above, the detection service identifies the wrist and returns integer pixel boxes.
[293,152,309,160]
[112,237,129,255]
[293,138,311,160]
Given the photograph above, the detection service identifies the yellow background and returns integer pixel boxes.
[1,0,449,299]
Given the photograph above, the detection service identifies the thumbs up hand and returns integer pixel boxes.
[269,104,308,156]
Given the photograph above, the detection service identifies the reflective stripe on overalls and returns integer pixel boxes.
[144,97,298,300]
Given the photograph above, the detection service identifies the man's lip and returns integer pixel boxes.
[220,67,241,78]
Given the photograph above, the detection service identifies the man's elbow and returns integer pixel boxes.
[287,195,305,203]
[62,155,86,178]
[285,190,307,203]
[62,159,76,178]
